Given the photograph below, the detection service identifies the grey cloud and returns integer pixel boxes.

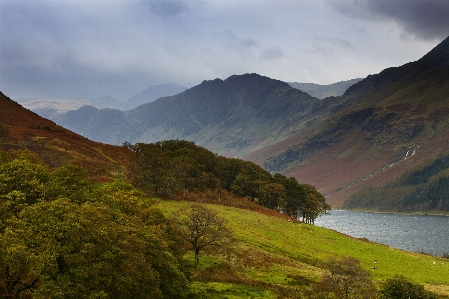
[328,0,449,40]
[145,0,188,16]
[220,29,259,51]
[261,47,284,60]
[240,38,258,48]
[314,36,353,50]
[308,36,353,56]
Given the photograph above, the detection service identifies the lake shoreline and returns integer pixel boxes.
[339,208,449,217]
[315,210,449,257]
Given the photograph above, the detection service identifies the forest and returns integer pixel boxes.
[123,140,329,224]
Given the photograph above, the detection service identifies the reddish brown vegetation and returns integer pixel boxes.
[0,92,133,182]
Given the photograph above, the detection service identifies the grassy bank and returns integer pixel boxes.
[156,200,449,298]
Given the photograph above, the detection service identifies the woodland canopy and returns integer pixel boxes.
[124,140,329,224]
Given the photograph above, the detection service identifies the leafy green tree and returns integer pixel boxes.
[273,174,307,218]
[171,203,231,265]
[259,182,286,210]
[129,142,174,196]
[230,161,272,201]
[0,159,49,207]
[379,275,436,299]
[301,184,330,224]
[47,164,97,203]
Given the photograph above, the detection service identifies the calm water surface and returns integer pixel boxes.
[314,210,449,256]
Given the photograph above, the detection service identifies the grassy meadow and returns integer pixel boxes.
[156,200,449,298]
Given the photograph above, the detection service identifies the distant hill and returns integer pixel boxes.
[288,78,362,99]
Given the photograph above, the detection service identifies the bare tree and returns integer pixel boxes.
[171,203,231,265]
[303,257,378,299]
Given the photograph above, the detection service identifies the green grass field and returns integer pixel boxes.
[156,200,449,298]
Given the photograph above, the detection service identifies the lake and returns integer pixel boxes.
[314,210,449,256]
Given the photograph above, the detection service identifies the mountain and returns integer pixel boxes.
[0,92,132,181]
[258,35,449,208]
[288,78,363,99]
[126,83,187,109]
[55,74,346,156]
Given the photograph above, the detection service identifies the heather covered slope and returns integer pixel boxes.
[260,36,449,208]
[0,92,133,181]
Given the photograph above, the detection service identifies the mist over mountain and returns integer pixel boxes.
[52,36,449,211]
[16,83,187,121]
[288,78,363,99]
[90,96,127,110]
[126,83,187,109]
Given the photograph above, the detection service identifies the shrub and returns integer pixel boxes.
[379,275,436,299]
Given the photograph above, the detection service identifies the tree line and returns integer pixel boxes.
[123,140,330,224]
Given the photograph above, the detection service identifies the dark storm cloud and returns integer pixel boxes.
[328,0,449,40]
[145,0,188,16]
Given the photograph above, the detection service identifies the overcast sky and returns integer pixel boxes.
[1,0,448,101]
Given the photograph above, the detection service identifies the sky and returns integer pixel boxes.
[1,0,448,101]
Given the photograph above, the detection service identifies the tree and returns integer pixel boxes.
[273,174,307,218]
[301,184,330,224]
[379,275,436,299]
[259,182,286,211]
[305,257,377,299]
[230,161,271,201]
[0,158,49,207]
[171,203,231,265]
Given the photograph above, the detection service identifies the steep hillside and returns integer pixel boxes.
[0,92,133,181]
[260,36,449,208]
